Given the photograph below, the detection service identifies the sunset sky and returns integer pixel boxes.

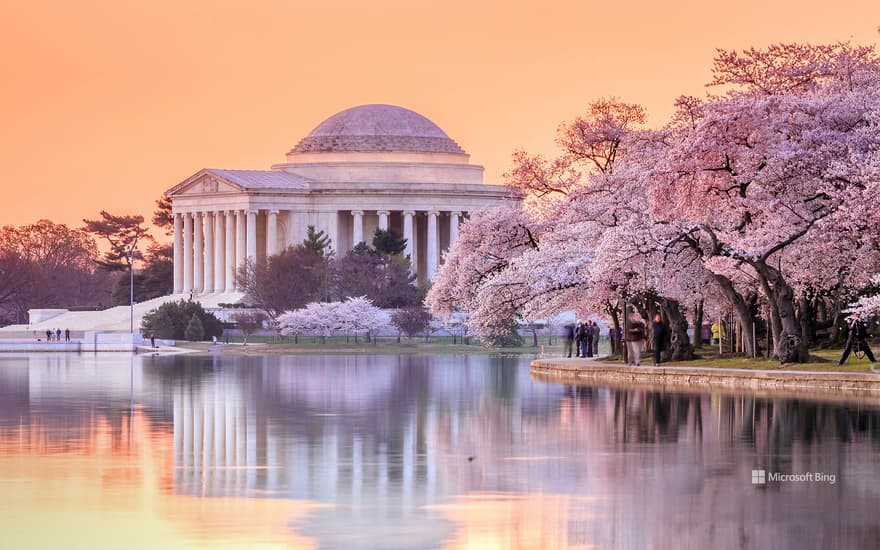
[1,1,877,234]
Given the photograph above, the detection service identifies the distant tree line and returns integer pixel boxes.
[0,198,175,325]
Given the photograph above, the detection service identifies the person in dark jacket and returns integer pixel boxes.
[564,323,575,358]
[651,314,668,367]
[575,322,586,357]
[625,314,647,366]
[591,321,601,357]
[583,322,593,357]
[839,314,876,365]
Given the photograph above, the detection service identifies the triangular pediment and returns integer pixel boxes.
[165,169,244,198]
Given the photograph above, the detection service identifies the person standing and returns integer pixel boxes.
[575,322,586,358]
[582,322,593,357]
[591,321,601,357]
[651,314,668,367]
[563,323,575,358]
[625,313,647,366]
[711,321,725,346]
[839,314,876,365]
[45,329,51,341]
[64,328,70,341]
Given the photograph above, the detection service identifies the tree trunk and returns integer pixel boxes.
[692,300,704,348]
[797,294,811,350]
[660,297,693,361]
[756,263,807,363]
[604,300,621,356]
[711,273,757,358]
[643,300,657,352]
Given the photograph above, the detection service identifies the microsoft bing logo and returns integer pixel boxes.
[752,469,766,485]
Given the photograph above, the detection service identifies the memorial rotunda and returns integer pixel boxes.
[165,104,513,294]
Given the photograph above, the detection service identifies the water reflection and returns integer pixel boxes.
[1,353,879,549]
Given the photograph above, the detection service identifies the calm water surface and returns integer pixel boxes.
[1,352,879,549]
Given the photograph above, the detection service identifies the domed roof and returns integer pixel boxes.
[292,104,465,154]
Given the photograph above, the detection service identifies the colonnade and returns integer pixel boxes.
[173,210,258,295]
[173,209,464,295]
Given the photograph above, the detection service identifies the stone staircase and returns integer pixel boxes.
[0,292,245,335]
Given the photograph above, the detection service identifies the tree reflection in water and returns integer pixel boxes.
[2,353,880,549]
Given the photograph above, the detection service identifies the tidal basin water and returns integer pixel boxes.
[1,353,879,549]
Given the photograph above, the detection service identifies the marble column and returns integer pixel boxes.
[267,210,279,257]
[193,212,204,293]
[183,213,193,294]
[286,210,297,249]
[173,213,183,294]
[225,211,236,292]
[377,210,390,231]
[235,210,246,289]
[427,210,439,281]
[403,210,415,269]
[246,210,257,263]
[352,210,364,246]
[214,211,225,292]
[450,211,461,247]
[203,212,214,293]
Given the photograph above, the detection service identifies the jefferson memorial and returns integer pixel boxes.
[1,104,514,338]
[166,104,513,294]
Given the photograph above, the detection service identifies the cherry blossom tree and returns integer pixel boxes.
[429,43,880,364]
[277,297,386,344]
[335,296,387,342]
[846,276,880,318]
[647,43,880,362]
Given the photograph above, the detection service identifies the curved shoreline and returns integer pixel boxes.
[530,358,880,401]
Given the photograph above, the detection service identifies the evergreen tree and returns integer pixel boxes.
[302,225,332,256]
[184,314,205,341]
[152,197,174,236]
[372,228,407,256]
[82,211,151,272]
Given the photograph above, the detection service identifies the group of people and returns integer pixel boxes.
[623,313,668,367]
[573,320,601,357]
[564,313,669,367]
[562,312,669,367]
[42,328,71,342]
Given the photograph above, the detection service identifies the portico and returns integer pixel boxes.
[165,104,513,297]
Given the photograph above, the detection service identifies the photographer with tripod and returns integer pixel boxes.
[839,313,876,365]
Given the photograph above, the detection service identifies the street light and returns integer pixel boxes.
[127,240,138,335]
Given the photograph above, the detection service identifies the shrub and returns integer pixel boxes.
[390,306,431,339]
[230,310,267,345]
[141,299,223,340]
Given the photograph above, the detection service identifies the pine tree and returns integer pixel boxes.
[372,228,407,256]
[184,314,205,341]
[302,225,332,256]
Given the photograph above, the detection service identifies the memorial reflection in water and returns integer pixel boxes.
[1,353,879,549]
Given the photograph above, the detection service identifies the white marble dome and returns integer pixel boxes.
[292,104,465,154]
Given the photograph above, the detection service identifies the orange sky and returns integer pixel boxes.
[1,1,877,234]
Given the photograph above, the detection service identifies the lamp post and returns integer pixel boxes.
[127,240,138,335]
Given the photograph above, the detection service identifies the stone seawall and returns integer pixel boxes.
[0,332,158,353]
[531,358,880,402]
